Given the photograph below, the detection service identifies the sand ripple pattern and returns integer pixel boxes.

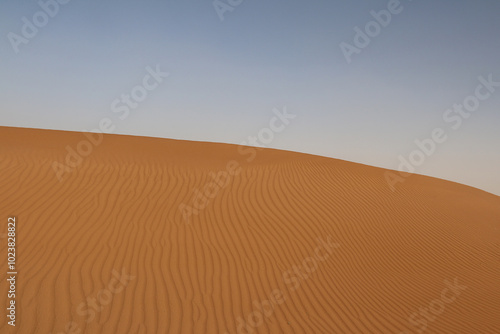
[0,127,499,333]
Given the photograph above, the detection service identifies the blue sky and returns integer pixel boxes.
[1,0,499,195]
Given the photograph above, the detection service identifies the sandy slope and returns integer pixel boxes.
[0,126,499,334]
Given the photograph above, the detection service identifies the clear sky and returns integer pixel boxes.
[1,0,499,195]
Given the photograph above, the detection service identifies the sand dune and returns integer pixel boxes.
[0,126,499,334]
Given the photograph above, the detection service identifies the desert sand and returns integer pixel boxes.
[0,126,499,334]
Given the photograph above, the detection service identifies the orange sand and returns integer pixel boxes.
[0,126,499,333]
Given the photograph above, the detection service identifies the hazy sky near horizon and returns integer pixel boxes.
[1,0,499,195]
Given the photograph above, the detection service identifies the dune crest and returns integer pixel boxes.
[0,126,499,333]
